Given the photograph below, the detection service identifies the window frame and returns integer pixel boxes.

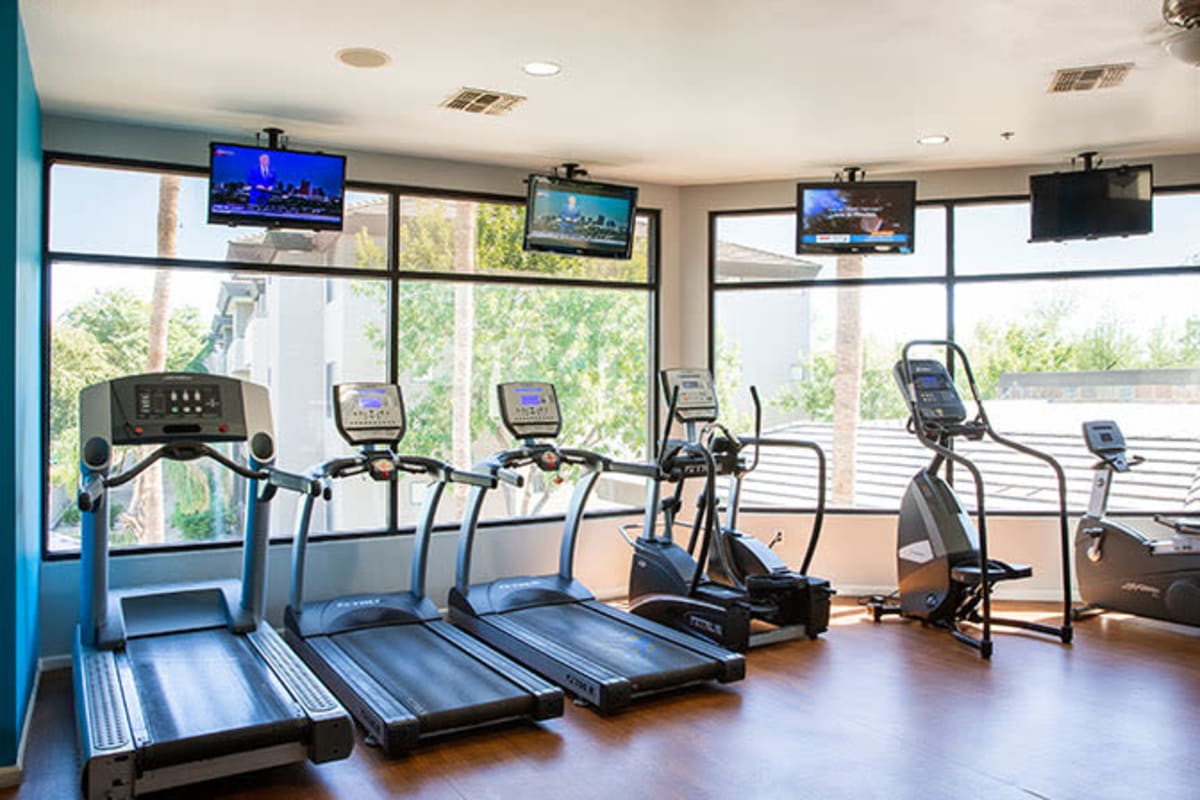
[41,151,660,560]
[709,184,1200,517]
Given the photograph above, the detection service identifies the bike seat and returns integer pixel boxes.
[951,560,1032,585]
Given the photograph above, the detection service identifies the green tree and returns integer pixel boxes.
[772,338,908,423]
[50,289,210,540]
[362,199,651,517]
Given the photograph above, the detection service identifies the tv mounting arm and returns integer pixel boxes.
[258,127,287,150]
[1074,151,1101,171]
[555,162,589,180]
[837,166,864,183]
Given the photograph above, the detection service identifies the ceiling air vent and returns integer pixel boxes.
[439,87,526,116]
[1047,63,1134,93]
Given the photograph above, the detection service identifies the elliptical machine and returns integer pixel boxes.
[1074,419,1200,626]
[868,341,1073,658]
[623,368,832,651]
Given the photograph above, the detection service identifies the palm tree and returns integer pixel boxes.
[451,201,477,507]
[831,254,863,505]
[123,174,179,543]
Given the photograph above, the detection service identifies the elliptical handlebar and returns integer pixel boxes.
[746,385,763,473]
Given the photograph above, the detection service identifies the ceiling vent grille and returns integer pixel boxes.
[1047,63,1134,93]
[439,87,526,116]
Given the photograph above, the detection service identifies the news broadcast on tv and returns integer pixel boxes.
[209,143,346,229]
[799,183,914,253]
[524,176,637,259]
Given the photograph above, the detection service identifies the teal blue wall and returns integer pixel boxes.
[0,0,43,768]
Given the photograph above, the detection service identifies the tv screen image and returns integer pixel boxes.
[208,143,346,230]
[523,175,638,260]
[1029,165,1152,242]
[796,181,916,255]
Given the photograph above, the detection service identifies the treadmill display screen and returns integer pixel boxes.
[915,375,947,389]
[519,391,542,406]
[358,395,383,409]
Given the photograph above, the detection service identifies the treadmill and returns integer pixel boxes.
[448,382,745,713]
[73,373,353,800]
[284,382,563,755]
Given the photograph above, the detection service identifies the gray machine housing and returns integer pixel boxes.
[73,373,352,800]
[285,382,564,754]
[1074,419,1200,626]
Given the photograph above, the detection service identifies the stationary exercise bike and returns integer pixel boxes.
[623,368,832,651]
[868,341,1073,658]
[1074,419,1200,626]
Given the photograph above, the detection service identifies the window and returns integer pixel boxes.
[45,160,657,554]
[712,192,1200,514]
[713,207,947,510]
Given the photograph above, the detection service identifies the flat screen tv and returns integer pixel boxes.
[208,142,347,231]
[796,181,916,255]
[1029,164,1152,242]
[523,175,639,260]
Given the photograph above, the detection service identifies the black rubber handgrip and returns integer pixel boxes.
[77,475,106,512]
[607,459,660,478]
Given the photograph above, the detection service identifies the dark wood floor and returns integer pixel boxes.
[5,602,1199,800]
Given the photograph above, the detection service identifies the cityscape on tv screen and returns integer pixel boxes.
[210,144,344,227]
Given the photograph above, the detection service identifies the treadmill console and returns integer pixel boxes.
[895,359,967,423]
[108,373,247,445]
[498,382,561,439]
[661,368,718,423]
[334,383,406,446]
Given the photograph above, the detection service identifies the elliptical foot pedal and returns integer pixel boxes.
[951,560,1032,585]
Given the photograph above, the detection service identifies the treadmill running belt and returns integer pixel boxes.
[126,629,307,769]
[502,604,718,691]
[333,625,533,729]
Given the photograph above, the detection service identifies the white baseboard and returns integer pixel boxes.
[0,663,42,787]
[39,654,71,672]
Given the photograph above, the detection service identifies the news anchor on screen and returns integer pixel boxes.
[248,152,277,207]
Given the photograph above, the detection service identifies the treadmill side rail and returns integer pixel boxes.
[74,633,136,800]
[448,601,634,711]
[247,625,354,763]
[425,620,565,720]
[583,601,746,682]
[298,633,421,753]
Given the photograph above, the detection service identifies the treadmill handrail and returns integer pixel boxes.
[80,441,322,505]
[456,441,654,593]
[289,447,497,611]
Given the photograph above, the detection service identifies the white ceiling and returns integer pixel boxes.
[19,0,1200,185]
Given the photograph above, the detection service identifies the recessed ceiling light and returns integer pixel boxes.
[523,60,562,77]
[336,47,390,69]
[917,134,950,146]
